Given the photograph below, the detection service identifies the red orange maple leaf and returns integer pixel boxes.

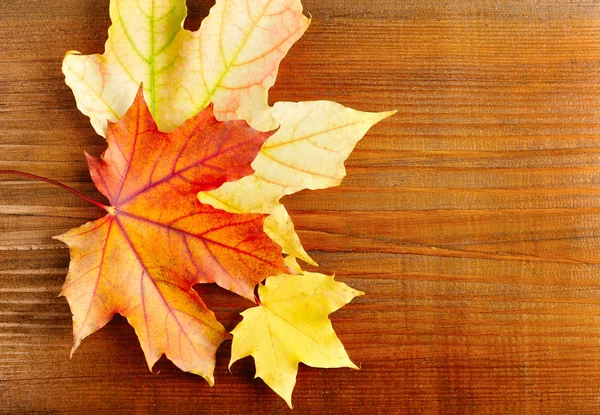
[54,87,287,384]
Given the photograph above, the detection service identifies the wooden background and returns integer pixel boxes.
[2,0,600,413]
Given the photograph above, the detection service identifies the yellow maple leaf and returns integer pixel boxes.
[199,102,395,265]
[62,0,395,265]
[63,0,309,135]
[230,262,364,408]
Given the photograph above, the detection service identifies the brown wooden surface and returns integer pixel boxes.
[3,0,600,413]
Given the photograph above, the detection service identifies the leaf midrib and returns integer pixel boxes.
[111,214,210,363]
[114,209,275,267]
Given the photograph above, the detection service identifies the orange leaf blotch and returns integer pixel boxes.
[57,87,287,382]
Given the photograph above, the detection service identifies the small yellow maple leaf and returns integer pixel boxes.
[230,262,364,408]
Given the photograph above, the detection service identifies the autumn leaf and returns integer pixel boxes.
[62,0,395,265]
[230,260,364,408]
[199,102,395,264]
[62,0,309,135]
[54,87,287,384]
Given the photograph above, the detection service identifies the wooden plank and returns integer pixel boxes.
[3,0,600,413]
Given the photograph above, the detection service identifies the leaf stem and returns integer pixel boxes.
[0,170,108,210]
[254,293,263,306]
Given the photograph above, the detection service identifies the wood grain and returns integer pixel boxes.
[2,0,600,413]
